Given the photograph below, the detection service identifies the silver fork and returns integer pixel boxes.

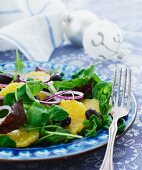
[100,68,131,170]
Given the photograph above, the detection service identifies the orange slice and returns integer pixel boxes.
[38,91,48,100]
[0,82,24,97]
[26,71,50,82]
[59,100,86,134]
[7,128,39,148]
[81,99,100,112]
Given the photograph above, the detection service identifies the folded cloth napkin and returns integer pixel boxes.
[0,0,67,61]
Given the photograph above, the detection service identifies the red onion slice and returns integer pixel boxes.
[47,81,57,94]
[0,105,12,124]
[43,91,64,101]
[38,90,84,105]
[40,91,51,96]
[38,92,63,105]
[0,84,7,88]
[40,98,60,105]
[56,91,84,100]
[0,97,3,100]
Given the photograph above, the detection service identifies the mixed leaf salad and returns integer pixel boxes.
[0,51,126,148]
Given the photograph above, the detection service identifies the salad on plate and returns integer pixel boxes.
[0,51,126,148]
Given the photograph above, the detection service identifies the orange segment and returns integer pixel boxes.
[26,71,50,82]
[38,91,47,100]
[81,99,100,112]
[59,100,86,134]
[7,128,39,148]
[0,82,24,97]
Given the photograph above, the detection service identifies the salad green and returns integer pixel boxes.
[15,49,24,73]
[0,51,126,148]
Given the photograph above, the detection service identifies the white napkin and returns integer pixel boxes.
[0,0,67,61]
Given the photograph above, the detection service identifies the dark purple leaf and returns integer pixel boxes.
[73,81,93,98]
[35,66,48,73]
[0,100,27,134]
[0,73,12,84]
[14,74,22,83]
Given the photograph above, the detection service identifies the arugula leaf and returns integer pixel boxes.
[15,50,24,73]
[14,84,33,105]
[14,81,47,103]
[82,114,125,137]
[102,115,125,134]
[26,84,36,101]
[0,135,16,147]
[72,65,101,82]
[72,65,94,78]
[117,118,126,134]
[53,65,101,91]
[92,82,112,99]
[15,84,26,101]
[92,72,102,83]
[48,105,69,121]
[26,81,48,101]
[83,119,97,137]
[41,127,72,144]
[4,92,16,106]
[36,126,82,144]
[26,102,69,128]
[26,102,49,127]
[26,81,47,96]
[53,76,90,91]
[83,115,103,137]
[102,115,112,129]
[92,82,112,114]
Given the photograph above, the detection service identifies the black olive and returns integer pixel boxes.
[85,108,102,120]
[0,73,13,84]
[50,72,61,81]
[85,109,93,119]
[61,117,71,127]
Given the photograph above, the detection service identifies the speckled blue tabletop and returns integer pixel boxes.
[0,0,142,169]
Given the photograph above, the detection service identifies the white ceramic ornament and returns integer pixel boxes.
[83,20,123,59]
[63,10,98,47]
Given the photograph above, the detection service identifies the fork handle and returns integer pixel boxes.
[100,118,118,170]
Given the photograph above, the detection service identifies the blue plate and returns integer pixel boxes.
[0,62,137,162]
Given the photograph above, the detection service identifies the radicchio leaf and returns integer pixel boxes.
[0,100,26,134]
[0,73,13,84]
[73,81,93,99]
[14,74,22,83]
[35,66,48,73]
[35,66,43,71]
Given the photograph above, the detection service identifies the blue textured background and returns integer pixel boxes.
[0,0,142,169]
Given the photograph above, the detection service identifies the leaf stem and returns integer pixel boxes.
[44,130,83,139]
[26,125,61,131]
[35,134,52,144]
[35,130,82,144]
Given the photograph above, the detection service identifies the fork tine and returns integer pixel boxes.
[127,69,131,107]
[110,69,117,104]
[115,68,122,106]
[121,68,127,106]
